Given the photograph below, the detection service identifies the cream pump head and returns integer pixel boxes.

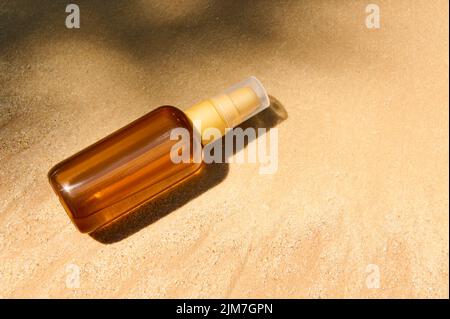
[184,76,270,145]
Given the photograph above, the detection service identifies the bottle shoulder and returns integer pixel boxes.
[154,105,192,129]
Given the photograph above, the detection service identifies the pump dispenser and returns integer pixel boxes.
[185,77,269,143]
[48,76,270,233]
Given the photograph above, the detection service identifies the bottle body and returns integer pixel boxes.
[48,106,201,233]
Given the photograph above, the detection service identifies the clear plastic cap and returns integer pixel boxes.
[210,76,270,127]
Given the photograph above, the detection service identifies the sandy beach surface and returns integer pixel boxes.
[0,0,448,298]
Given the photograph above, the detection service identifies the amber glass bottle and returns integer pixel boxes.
[48,77,270,233]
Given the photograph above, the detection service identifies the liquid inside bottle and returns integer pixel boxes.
[48,106,201,233]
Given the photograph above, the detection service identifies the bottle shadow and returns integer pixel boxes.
[90,96,287,244]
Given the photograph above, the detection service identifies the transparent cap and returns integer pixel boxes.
[210,76,270,127]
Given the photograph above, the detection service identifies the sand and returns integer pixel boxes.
[0,0,448,298]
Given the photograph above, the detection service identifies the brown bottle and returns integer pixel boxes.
[48,77,270,233]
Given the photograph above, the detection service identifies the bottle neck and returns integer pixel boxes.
[184,99,227,145]
[184,87,261,145]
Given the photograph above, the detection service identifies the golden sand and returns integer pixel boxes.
[0,0,448,298]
